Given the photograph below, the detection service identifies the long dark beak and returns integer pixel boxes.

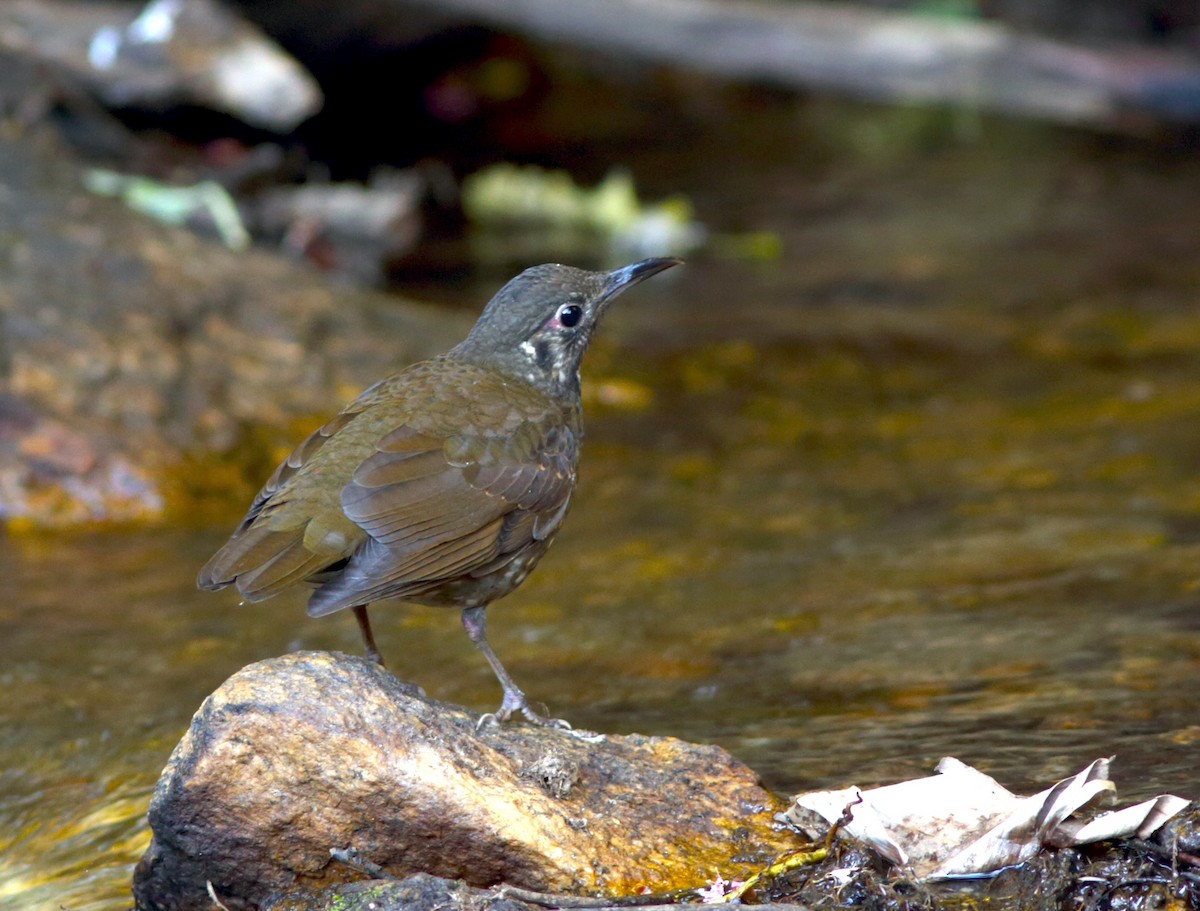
[600,257,682,305]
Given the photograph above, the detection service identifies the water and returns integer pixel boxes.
[4,102,1200,907]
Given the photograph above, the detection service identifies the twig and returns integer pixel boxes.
[723,846,829,903]
[206,881,232,911]
[722,796,856,903]
[826,793,861,852]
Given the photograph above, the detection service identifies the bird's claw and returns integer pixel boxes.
[475,701,571,731]
[533,713,573,730]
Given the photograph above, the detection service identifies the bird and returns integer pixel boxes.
[198,257,681,725]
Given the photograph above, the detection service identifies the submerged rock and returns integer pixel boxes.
[132,651,792,911]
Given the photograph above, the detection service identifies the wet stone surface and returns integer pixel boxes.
[0,128,464,527]
[133,652,790,910]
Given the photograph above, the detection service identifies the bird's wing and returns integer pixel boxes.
[304,400,578,616]
[198,363,579,613]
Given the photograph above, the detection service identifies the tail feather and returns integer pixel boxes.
[198,525,321,601]
[233,534,333,601]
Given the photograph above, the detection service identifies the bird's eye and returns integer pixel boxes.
[557,303,583,328]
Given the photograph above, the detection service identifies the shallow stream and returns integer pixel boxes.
[3,101,1200,908]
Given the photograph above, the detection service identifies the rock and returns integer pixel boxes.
[265,874,532,911]
[0,128,466,528]
[132,652,793,911]
[1,0,322,131]
[261,872,817,911]
[250,170,426,288]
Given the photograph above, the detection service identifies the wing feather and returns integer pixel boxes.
[307,517,505,616]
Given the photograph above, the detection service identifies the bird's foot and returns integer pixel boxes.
[475,689,571,730]
[364,647,386,668]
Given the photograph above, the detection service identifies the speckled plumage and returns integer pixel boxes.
[198,258,680,725]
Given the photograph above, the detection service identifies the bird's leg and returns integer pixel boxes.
[460,605,569,729]
[352,605,385,666]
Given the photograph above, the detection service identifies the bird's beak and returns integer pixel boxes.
[599,257,682,306]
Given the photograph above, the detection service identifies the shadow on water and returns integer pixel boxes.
[4,102,1200,906]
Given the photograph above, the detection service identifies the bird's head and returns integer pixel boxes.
[454,257,681,394]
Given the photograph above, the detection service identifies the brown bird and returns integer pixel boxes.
[198,257,680,725]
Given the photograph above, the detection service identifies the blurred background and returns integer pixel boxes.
[2,0,1200,907]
